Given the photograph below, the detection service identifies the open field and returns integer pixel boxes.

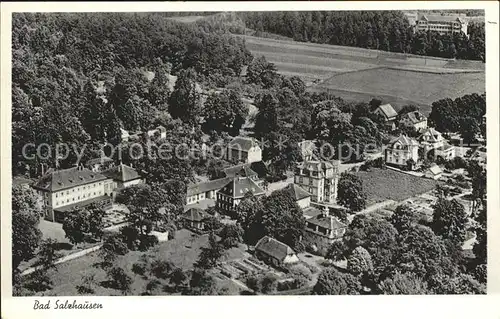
[242,35,485,112]
[354,168,440,206]
[26,229,247,296]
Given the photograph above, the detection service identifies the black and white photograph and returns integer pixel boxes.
[2,2,498,306]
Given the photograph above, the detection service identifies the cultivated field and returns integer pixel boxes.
[242,35,485,113]
[354,168,440,206]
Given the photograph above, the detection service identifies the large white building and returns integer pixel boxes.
[294,160,340,204]
[33,166,115,222]
[414,14,469,36]
[385,135,420,170]
[418,127,455,161]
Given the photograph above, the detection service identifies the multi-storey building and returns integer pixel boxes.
[294,160,340,204]
[418,127,455,161]
[216,176,265,215]
[415,14,469,36]
[32,166,114,222]
[385,135,420,170]
[302,209,347,256]
[399,110,428,132]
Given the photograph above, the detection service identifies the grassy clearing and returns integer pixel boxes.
[355,168,439,206]
[29,229,247,296]
[242,35,485,111]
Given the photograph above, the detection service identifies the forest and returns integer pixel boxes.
[239,11,485,61]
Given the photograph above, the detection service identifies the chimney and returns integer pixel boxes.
[322,206,329,217]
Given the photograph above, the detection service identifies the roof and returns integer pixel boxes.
[427,165,443,175]
[182,208,210,222]
[255,236,295,261]
[187,177,232,196]
[387,135,419,148]
[303,206,323,219]
[307,214,346,230]
[418,127,443,142]
[86,156,114,166]
[102,164,142,182]
[54,195,112,213]
[297,160,338,172]
[284,184,311,201]
[218,176,265,199]
[223,163,258,178]
[13,176,33,187]
[228,136,260,151]
[401,111,426,125]
[33,167,110,192]
[418,14,465,23]
[375,104,398,120]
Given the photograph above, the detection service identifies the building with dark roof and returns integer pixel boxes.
[102,163,144,190]
[399,111,428,132]
[186,177,232,205]
[302,209,347,256]
[216,176,265,215]
[373,103,398,131]
[226,136,262,164]
[254,236,299,267]
[182,208,211,232]
[283,183,312,209]
[32,166,114,222]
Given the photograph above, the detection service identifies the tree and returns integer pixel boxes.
[203,89,247,136]
[347,246,374,277]
[107,267,132,294]
[195,232,225,269]
[377,271,429,295]
[186,269,220,295]
[37,238,60,271]
[62,205,105,245]
[326,240,348,262]
[313,267,362,295]
[246,56,280,88]
[390,204,418,232]
[434,273,485,294]
[337,173,367,212]
[12,186,42,270]
[343,215,398,277]
[219,224,243,249]
[472,202,487,265]
[168,68,201,126]
[431,197,468,245]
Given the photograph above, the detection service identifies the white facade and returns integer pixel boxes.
[415,15,468,36]
[294,161,339,204]
[385,136,420,169]
[296,196,311,209]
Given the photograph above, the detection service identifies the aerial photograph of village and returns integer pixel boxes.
[10,9,487,297]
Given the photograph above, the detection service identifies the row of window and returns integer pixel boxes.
[55,182,103,198]
[54,191,103,206]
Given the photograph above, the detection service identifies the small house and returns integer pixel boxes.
[302,210,347,256]
[226,136,262,164]
[254,236,299,267]
[425,165,443,180]
[373,103,398,131]
[399,111,428,132]
[182,208,211,232]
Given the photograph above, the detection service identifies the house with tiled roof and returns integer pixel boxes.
[182,208,211,232]
[86,156,115,173]
[216,176,265,215]
[283,183,312,209]
[373,103,398,131]
[32,166,114,222]
[302,208,347,255]
[186,177,232,205]
[102,163,144,191]
[254,236,299,267]
[418,128,455,161]
[226,136,262,164]
[385,135,420,170]
[294,160,340,204]
[399,110,428,132]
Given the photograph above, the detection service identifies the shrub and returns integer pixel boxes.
[260,273,278,294]
[144,279,162,295]
[120,225,140,250]
[107,267,132,293]
[150,260,174,279]
[132,262,148,276]
[139,234,159,251]
[102,233,129,255]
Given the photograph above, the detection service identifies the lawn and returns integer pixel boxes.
[26,229,248,296]
[355,168,440,206]
[242,35,485,113]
